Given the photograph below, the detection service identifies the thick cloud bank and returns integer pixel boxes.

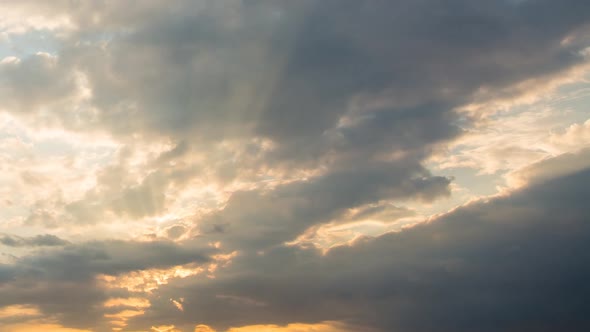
[132,166,590,332]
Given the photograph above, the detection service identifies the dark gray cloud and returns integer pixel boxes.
[194,160,451,251]
[0,239,214,330]
[5,0,587,235]
[49,0,588,177]
[5,0,588,153]
[0,52,77,114]
[0,234,70,247]
[0,264,15,284]
[2,0,588,234]
[17,240,211,281]
[166,225,188,239]
[253,0,590,154]
[132,164,590,332]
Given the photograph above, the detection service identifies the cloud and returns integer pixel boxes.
[131,164,590,332]
[0,239,214,330]
[506,147,590,187]
[225,321,361,332]
[550,118,590,150]
[1,0,588,235]
[0,234,70,247]
[0,52,79,115]
[194,160,451,251]
[1,323,90,332]
[0,1,589,331]
[17,240,211,281]
[2,0,589,152]
[2,0,588,236]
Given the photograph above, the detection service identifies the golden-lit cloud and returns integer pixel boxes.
[105,309,147,331]
[152,325,182,332]
[193,325,216,332]
[227,322,357,332]
[170,298,184,312]
[189,322,357,332]
[97,264,206,293]
[0,305,41,319]
[103,297,151,309]
[103,297,151,329]
[458,62,590,119]
[1,324,91,332]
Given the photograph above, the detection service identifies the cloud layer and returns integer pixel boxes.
[0,0,589,331]
[121,163,590,332]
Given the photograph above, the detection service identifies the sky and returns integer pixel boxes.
[0,1,590,331]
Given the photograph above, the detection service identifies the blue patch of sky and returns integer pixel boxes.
[547,78,590,125]
[481,78,590,130]
[0,29,60,59]
[436,167,500,197]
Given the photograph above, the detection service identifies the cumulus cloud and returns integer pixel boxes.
[550,118,590,150]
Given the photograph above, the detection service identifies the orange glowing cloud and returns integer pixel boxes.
[0,305,41,319]
[194,325,216,332]
[97,264,206,293]
[192,322,358,332]
[103,297,151,309]
[152,325,182,332]
[1,324,91,332]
